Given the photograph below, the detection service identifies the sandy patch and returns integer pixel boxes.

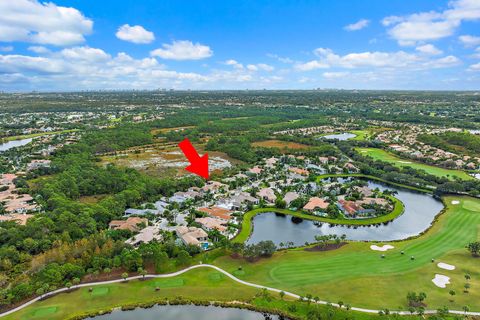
[398,161,412,164]
[451,200,460,205]
[432,274,450,288]
[360,150,368,153]
[370,244,394,252]
[437,262,455,270]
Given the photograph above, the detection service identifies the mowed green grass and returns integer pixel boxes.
[357,148,473,180]
[216,196,480,310]
[5,268,261,320]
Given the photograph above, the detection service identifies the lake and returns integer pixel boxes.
[0,138,32,152]
[87,305,279,320]
[247,179,443,245]
[322,132,356,140]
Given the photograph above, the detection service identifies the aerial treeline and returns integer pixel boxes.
[0,233,198,306]
[0,125,204,308]
[418,132,480,157]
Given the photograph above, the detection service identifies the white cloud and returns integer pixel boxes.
[28,46,50,54]
[115,24,155,44]
[383,0,480,45]
[344,19,370,31]
[416,44,443,55]
[0,46,13,52]
[468,62,480,71]
[323,72,350,79]
[150,40,212,60]
[295,60,330,71]
[247,63,274,71]
[459,35,480,47]
[225,59,244,69]
[295,47,460,71]
[267,53,294,64]
[0,0,93,46]
[61,46,111,62]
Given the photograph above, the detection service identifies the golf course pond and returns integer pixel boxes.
[247,179,443,245]
[0,138,32,152]
[322,132,356,140]
[87,305,279,320]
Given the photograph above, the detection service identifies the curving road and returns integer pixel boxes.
[0,264,478,318]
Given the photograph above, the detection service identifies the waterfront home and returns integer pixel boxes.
[109,217,147,232]
[176,226,209,247]
[257,187,277,203]
[125,226,163,246]
[284,191,299,206]
[303,197,329,212]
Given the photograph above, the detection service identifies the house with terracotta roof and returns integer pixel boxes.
[248,166,263,175]
[288,167,309,176]
[197,206,232,221]
[303,197,329,212]
[109,217,147,232]
[337,199,360,216]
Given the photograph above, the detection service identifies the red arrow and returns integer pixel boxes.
[178,138,209,179]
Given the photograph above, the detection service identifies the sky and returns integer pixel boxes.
[0,0,480,91]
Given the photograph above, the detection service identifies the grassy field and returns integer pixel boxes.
[4,268,387,320]
[357,148,473,181]
[1,129,79,142]
[215,196,480,311]
[252,140,310,150]
[233,196,404,243]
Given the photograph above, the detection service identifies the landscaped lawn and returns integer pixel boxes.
[216,196,480,311]
[357,147,473,180]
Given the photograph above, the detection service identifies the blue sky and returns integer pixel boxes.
[0,0,479,91]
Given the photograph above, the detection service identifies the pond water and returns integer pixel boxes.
[87,305,279,320]
[0,138,32,152]
[247,180,443,245]
[322,132,356,140]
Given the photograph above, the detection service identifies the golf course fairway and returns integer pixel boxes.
[215,196,480,310]
[357,148,473,181]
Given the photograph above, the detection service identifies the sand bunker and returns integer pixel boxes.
[437,262,455,270]
[370,244,394,251]
[451,200,460,205]
[432,274,450,288]
[398,161,412,164]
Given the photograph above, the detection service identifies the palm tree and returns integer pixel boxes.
[337,301,344,308]
[279,291,285,300]
[463,305,470,315]
[121,272,128,281]
[464,283,470,293]
[465,274,471,281]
